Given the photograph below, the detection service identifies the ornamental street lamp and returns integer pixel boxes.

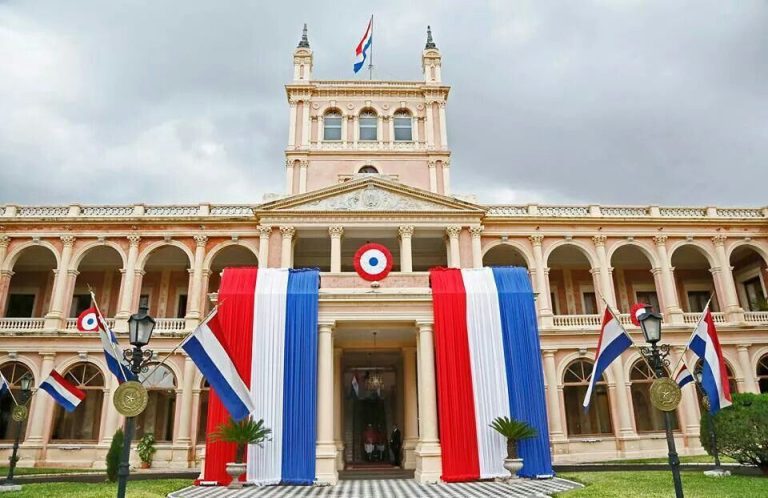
[4,373,33,486]
[637,311,685,498]
[116,304,156,498]
[695,371,722,472]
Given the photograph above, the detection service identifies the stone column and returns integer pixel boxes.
[386,115,394,145]
[441,160,451,195]
[0,270,14,319]
[0,235,10,268]
[280,226,295,269]
[530,235,554,327]
[285,160,295,195]
[446,225,461,269]
[672,347,701,441]
[425,103,435,147]
[402,346,419,469]
[176,356,197,446]
[27,353,56,444]
[288,101,298,146]
[101,376,123,444]
[316,322,338,484]
[329,226,343,273]
[341,115,348,145]
[469,226,483,268]
[737,344,759,393]
[333,348,344,470]
[609,360,636,439]
[428,161,438,193]
[415,322,441,484]
[44,235,76,329]
[438,102,448,148]
[712,235,744,322]
[302,101,311,147]
[542,350,565,440]
[593,235,616,308]
[653,235,684,324]
[298,160,308,194]
[185,235,207,327]
[399,226,415,273]
[115,235,141,332]
[257,226,271,268]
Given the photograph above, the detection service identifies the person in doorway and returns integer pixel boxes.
[389,424,403,467]
[363,423,376,462]
[375,425,386,461]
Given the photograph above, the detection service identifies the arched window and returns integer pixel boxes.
[0,362,33,441]
[323,110,342,141]
[758,354,768,393]
[630,361,679,432]
[358,165,378,174]
[693,360,738,403]
[52,363,105,441]
[393,110,412,141]
[137,364,177,442]
[359,110,378,141]
[196,379,210,444]
[563,360,613,435]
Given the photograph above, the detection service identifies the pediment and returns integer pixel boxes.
[258,177,484,213]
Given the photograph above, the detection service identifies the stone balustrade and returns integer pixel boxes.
[0,203,255,219]
[485,204,767,219]
[0,317,45,331]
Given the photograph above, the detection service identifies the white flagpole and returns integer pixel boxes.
[1,373,20,406]
[670,294,713,376]
[368,15,374,80]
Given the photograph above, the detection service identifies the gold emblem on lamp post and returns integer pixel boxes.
[11,404,28,422]
[650,377,682,412]
[113,380,149,417]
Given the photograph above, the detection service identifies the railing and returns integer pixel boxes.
[0,204,257,219]
[0,318,45,331]
[311,141,429,151]
[484,204,766,219]
[154,318,186,333]
[682,312,726,324]
[65,317,116,331]
[744,311,768,323]
[552,314,602,327]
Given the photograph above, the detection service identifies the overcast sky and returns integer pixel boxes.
[1,1,766,207]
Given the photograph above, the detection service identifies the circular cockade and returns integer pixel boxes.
[113,380,149,417]
[353,243,393,282]
[650,377,682,412]
[11,404,28,422]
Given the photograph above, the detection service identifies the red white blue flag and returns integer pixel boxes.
[354,16,373,74]
[40,370,85,412]
[688,308,732,413]
[675,364,694,388]
[583,308,634,408]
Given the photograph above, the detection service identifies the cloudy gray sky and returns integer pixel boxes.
[1,1,766,207]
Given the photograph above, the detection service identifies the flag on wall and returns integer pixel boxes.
[354,16,373,73]
[687,308,731,413]
[40,370,85,412]
[430,267,553,481]
[202,268,319,486]
[583,309,633,408]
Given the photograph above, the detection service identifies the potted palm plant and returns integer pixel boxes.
[490,416,537,478]
[210,417,271,488]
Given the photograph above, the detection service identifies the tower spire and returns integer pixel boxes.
[425,25,436,49]
[298,23,310,48]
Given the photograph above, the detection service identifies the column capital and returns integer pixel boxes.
[709,266,722,275]
[328,225,344,239]
[736,344,752,351]
[427,160,437,169]
[443,159,451,168]
[712,234,727,246]
[416,321,434,332]
[398,225,415,238]
[0,235,10,249]
[257,225,272,238]
[67,269,80,277]
[127,234,141,246]
[193,234,208,247]
[653,235,668,246]
[0,269,15,278]
[445,225,461,239]
[592,235,607,247]
[299,160,309,169]
[650,267,662,276]
[318,321,335,334]
[529,234,544,246]
[60,235,76,247]
[134,269,146,277]
[280,226,296,239]
[469,226,484,239]
[542,349,557,357]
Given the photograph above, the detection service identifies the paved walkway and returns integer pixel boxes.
[169,478,582,498]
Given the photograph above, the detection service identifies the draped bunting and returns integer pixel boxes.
[430,267,553,481]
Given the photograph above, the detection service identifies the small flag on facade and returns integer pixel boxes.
[40,370,85,413]
[583,308,634,408]
[687,307,732,413]
[675,364,694,388]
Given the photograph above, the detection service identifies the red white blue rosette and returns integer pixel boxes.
[630,303,650,327]
[353,243,393,282]
[76,307,99,332]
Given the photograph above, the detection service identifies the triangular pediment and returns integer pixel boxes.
[257,176,484,213]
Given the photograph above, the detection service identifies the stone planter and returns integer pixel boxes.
[503,457,523,478]
[225,462,247,489]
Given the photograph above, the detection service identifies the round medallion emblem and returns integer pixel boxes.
[650,377,682,412]
[11,404,28,422]
[113,380,149,417]
[353,243,393,282]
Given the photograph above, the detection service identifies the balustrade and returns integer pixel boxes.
[0,318,45,331]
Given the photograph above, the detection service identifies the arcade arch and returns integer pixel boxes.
[69,245,124,318]
[51,362,105,441]
[2,245,58,318]
[139,246,192,319]
[562,359,613,436]
[610,245,660,312]
[670,245,720,313]
[547,244,595,315]
[729,245,768,311]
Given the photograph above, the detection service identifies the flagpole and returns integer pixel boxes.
[368,15,373,80]
[90,289,129,383]
[2,374,20,406]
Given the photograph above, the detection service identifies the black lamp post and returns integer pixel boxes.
[695,371,722,471]
[116,304,156,498]
[637,311,685,498]
[4,373,33,485]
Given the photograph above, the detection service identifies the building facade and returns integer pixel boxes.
[1,28,768,483]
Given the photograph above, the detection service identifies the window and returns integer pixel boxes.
[358,165,378,174]
[636,291,660,313]
[197,379,210,443]
[393,110,412,141]
[563,360,613,435]
[136,364,177,442]
[582,292,598,314]
[176,294,188,319]
[5,294,35,318]
[758,354,768,394]
[323,111,342,141]
[0,362,33,441]
[359,111,377,141]
[687,291,711,313]
[743,277,766,311]
[70,294,91,318]
[52,363,105,441]
[630,361,679,432]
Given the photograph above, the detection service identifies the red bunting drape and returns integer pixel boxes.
[200,267,258,485]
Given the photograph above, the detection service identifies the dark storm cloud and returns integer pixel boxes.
[0,1,766,206]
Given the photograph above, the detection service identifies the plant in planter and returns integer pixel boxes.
[490,416,537,478]
[136,433,157,469]
[210,417,271,488]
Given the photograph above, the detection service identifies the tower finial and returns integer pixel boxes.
[298,23,310,48]
[425,25,436,49]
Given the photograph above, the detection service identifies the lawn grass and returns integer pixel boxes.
[0,466,102,475]
[556,471,767,497]
[594,454,738,465]
[0,479,191,497]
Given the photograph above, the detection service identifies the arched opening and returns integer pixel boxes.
[358,165,379,174]
[547,245,594,315]
[483,244,528,268]
[563,359,613,436]
[206,245,259,314]
[393,110,412,141]
[136,364,177,442]
[629,360,680,432]
[358,109,378,141]
[196,379,210,444]
[610,245,659,312]
[670,245,720,313]
[323,109,342,141]
[51,363,105,441]
[0,362,33,441]
[4,246,57,318]
[141,246,191,318]
[757,354,768,393]
[70,246,123,318]
[729,246,768,311]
